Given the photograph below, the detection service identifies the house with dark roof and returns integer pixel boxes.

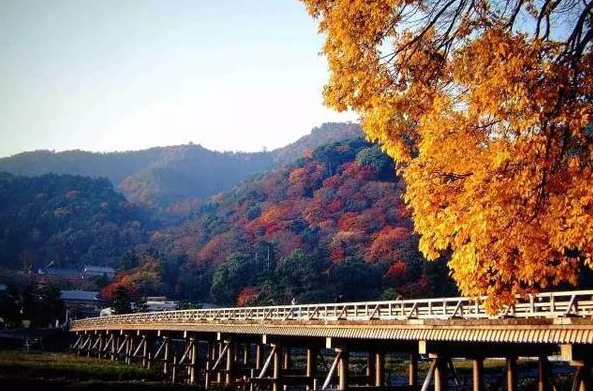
[61,290,107,319]
[82,265,115,280]
[37,266,81,278]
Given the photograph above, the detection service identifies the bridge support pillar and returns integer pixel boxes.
[99,333,107,359]
[283,347,291,370]
[337,348,349,391]
[409,353,418,387]
[130,334,137,365]
[88,334,96,357]
[95,333,103,358]
[111,334,119,361]
[141,334,150,368]
[538,356,550,391]
[306,347,318,390]
[243,343,250,365]
[77,333,86,356]
[205,361,211,390]
[434,356,449,391]
[84,334,91,357]
[97,333,104,359]
[571,362,592,391]
[108,333,116,360]
[70,332,80,354]
[272,343,282,391]
[82,334,89,357]
[95,333,102,358]
[374,350,385,387]
[124,334,131,364]
[255,344,263,370]
[216,342,223,383]
[189,337,197,385]
[85,333,93,357]
[162,336,170,375]
[171,356,177,384]
[506,356,518,391]
[85,334,91,357]
[472,357,484,391]
[579,364,591,391]
[225,341,235,385]
[366,351,375,386]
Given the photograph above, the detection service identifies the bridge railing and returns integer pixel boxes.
[72,289,593,329]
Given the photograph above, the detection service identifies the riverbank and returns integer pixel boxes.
[0,350,193,390]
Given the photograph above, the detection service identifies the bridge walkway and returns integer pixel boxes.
[71,289,593,391]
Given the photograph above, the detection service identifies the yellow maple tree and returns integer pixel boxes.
[299,0,593,309]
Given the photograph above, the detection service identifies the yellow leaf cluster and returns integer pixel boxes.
[300,0,593,310]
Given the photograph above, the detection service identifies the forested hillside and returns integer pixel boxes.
[102,138,457,305]
[0,173,149,270]
[0,123,361,207]
[0,126,459,306]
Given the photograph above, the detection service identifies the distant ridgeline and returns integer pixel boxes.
[0,122,457,305]
[0,123,361,207]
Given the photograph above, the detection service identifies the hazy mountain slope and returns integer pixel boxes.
[272,122,361,165]
[0,123,361,206]
[0,172,148,270]
[0,148,162,185]
[118,145,274,206]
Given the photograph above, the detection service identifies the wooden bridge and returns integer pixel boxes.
[70,289,593,391]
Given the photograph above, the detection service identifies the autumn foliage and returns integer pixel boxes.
[236,287,260,306]
[300,0,593,308]
[101,258,163,300]
[152,140,455,305]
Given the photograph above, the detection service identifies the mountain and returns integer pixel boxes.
[272,122,361,165]
[0,172,148,270]
[118,138,457,304]
[118,146,274,206]
[0,135,456,305]
[0,123,361,206]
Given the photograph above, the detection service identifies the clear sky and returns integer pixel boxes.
[0,0,357,158]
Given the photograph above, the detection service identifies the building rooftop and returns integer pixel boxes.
[60,290,102,302]
[83,265,115,274]
[38,267,81,277]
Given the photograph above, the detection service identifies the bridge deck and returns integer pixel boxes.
[71,290,593,345]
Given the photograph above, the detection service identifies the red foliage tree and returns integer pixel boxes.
[365,226,413,262]
[196,230,245,265]
[101,260,162,300]
[236,287,260,306]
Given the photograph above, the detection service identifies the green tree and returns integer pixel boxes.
[119,250,139,270]
[110,286,133,314]
[211,253,257,305]
[355,146,395,180]
[175,262,213,301]
[0,284,22,328]
[328,258,382,301]
[421,258,459,298]
[36,283,64,326]
[133,296,149,313]
[92,274,111,290]
[250,278,283,306]
[0,283,64,327]
[276,249,329,303]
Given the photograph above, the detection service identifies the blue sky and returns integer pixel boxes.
[0,0,356,157]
